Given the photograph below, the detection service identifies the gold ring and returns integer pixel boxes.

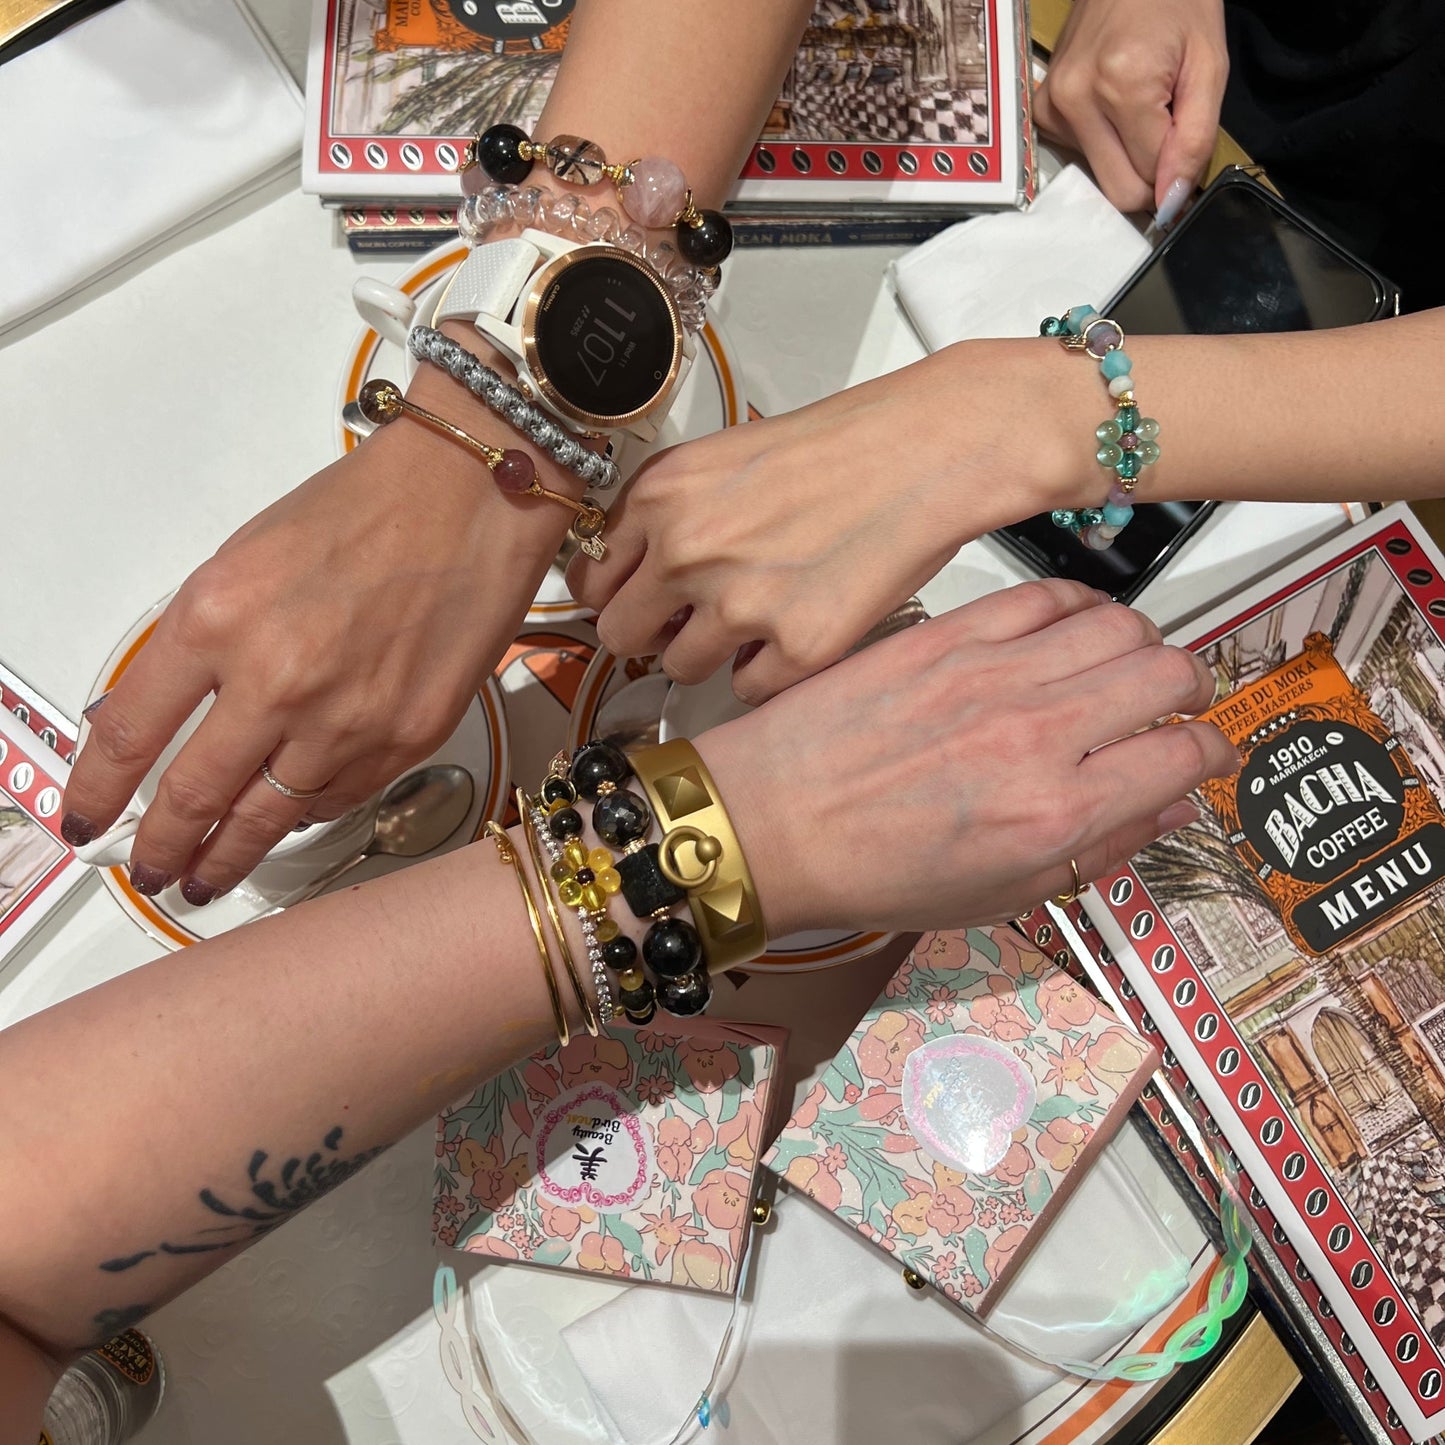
[1052,858,1085,905]
[260,763,326,801]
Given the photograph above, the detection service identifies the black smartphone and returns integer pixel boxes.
[991,168,1399,602]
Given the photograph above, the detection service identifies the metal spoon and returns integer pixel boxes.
[278,764,475,907]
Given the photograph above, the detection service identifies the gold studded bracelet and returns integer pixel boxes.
[626,739,767,974]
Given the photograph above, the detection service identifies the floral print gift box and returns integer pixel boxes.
[763,927,1157,1315]
[435,1025,787,1294]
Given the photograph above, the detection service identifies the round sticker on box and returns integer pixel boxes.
[902,1035,1036,1174]
[532,1083,654,1213]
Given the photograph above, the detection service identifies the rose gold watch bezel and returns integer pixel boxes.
[519,245,684,432]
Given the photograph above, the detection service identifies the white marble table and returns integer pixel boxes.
[1,8,1352,1435]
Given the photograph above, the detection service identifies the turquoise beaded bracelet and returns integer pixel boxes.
[1040,304,1161,552]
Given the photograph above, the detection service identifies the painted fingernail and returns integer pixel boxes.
[659,606,693,643]
[180,878,221,907]
[82,691,110,718]
[732,641,763,672]
[1157,800,1200,834]
[1153,177,1191,231]
[61,812,98,847]
[129,864,172,897]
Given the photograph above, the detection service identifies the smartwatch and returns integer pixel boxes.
[433,230,694,442]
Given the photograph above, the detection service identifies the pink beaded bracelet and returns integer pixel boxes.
[465,126,733,267]
[356,380,608,561]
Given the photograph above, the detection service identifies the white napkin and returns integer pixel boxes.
[0,0,302,336]
[891,165,1152,350]
[561,1134,1195,1445]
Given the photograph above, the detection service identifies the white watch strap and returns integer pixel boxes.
[434,238,541,324]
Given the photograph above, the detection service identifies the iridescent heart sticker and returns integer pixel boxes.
[902,1035,1037,1175]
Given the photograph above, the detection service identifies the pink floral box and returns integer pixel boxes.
[763,927,1158,1315]
[434,1024,788,1295]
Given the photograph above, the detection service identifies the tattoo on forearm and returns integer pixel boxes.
[97,1126,384,1274]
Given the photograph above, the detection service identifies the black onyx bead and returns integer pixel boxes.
[571,740,631,799]
[677,209,733,268]
[643,916,702,979]
[477,123,534,184]
[593,787,652,848]
[540,776,577,807]
[623,997,657,1025]
[617,844,686,918]
[547,807,583,840]
[618,977,655,1011]
[574,867,595,886]
[657,969,711,1018]
[602,935,638,971]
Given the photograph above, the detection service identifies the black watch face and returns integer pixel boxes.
[531,253,678,422]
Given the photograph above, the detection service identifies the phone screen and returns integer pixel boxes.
[1109,181,1387,334]
[992,175,1389,601]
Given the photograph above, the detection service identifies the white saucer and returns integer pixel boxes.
[567,646,896,974]
[85,599,509,950]
[336,239,747,625]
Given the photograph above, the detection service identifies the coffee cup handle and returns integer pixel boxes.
[352,278,417,351]
[72,812,142,868]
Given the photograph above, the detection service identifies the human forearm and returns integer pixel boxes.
[539,0,812,208]
[962,309,1445,524]
[0,839,568,1356]
[5,582,1244,1436]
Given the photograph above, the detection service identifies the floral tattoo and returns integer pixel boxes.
[98,1126,384,1274]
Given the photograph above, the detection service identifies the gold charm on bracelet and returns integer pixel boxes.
[358,380,607,559]
[658,825,724,890]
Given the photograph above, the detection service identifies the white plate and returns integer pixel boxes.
[85,599,509,950]
[336,240,747,625]
[566,645,895,974]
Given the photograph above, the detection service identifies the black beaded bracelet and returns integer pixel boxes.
[463,126,733,270]
[538,741,712,1023]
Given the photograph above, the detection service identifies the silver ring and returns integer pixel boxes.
[261,763,326,800]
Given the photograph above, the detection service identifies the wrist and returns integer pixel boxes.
[931,337,1105,531]
[693,723,806,940]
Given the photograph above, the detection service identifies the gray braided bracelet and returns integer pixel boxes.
[407,325,621,491]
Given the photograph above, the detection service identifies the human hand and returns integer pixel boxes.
[568,339,1082,705]
[61,384,570,904]
[698,580,1235,935]
[1033,0,1228,218]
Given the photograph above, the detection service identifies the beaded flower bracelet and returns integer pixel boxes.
[464,127,733,270]
[1040,305,1162,553]
[536,742,712,1024]
[356,379,608,560]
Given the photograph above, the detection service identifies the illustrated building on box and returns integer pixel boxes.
[771,0,991,146]
[1135,548,1445,1345]
[328,0,566,144]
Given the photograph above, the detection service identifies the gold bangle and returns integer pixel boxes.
[626,739,767,973]
[487,822,569,1048]
[357,380,608,561]
[518,791,600,1037]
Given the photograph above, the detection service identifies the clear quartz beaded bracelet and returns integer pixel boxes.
[456,184,720,335]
